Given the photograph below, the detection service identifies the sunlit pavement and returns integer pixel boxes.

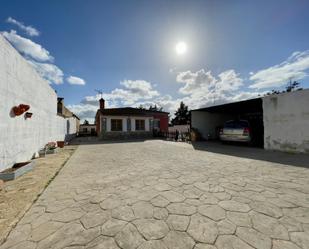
[1,140,309,249]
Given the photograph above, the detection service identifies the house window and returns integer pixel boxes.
[135,119,145,131]
[111,119,123,131]
[102,118,107,132]
[83,128,87,132]
[154,119,160,129]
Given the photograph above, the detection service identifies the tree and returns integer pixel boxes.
[265,80,302,96]
[286,80,301,92]
[83,120,89,125]
[138,104,146,110]
[171,101,190,125]
[149,104,163,112]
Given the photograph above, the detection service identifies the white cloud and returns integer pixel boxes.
[176,69,216,95]
[230,91,265,102]
[217,70,244,92]
[249,50,309,89]
[2,30,53,61]
[74,80,166,121]
[99,80,160,106]
[80,95,102,106]
[27,60,63,84]
[6,17,40,37]
[65,51,309,122]
[1,30,86,86]
[67,76,86,85]
[120,80,159,99]
[63,49,309,123]
[176,69,243,95]
[175,68,246,109]
[66,104,98,124]
[173,68,269,113]
[73,69,262,122]
[78,80,159,108]
[133,95,180,113]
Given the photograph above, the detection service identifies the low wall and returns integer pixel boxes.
[263,89,309,153]
[100,131,153,140]
[0,35,77,171]
[168,125,190,133]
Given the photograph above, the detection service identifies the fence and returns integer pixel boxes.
[159,131,191,142]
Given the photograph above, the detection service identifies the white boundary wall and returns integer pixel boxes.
[263,89,309,153]
[0,35,77,171]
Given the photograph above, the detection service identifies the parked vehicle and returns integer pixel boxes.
[219,120,251,143]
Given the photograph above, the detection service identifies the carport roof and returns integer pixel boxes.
[190,97,263,114]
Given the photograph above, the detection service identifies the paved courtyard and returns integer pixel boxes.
[1,140,309,249]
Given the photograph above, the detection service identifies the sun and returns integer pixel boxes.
[175,41,187,55]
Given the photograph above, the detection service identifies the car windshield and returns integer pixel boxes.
[224,121,249,129]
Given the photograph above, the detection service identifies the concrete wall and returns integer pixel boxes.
[0,34,77,171]
[191,111,234,139]
[263,89,309,153]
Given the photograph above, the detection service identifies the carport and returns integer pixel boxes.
[191,97,264,147]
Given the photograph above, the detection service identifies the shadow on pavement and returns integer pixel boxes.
[70,137,309,168]
[192,141,309,168]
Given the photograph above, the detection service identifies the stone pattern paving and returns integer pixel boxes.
[1,140,309,249]
[0,146,77,244]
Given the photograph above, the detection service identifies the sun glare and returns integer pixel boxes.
[175,41,187,55]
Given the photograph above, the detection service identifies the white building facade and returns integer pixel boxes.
[103,116,151,132]
[0,34,78,171]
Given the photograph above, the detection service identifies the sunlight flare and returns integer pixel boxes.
[175,41,187,55]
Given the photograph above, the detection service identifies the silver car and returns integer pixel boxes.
[219,120,251,143]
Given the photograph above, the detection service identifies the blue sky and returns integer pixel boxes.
[1,0,309,121]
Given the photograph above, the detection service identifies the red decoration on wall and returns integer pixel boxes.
[25,112,33,119]
[12,104,30,116]
[20,104,30,113]
[12,106,23,116]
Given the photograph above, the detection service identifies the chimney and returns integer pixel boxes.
[99,98,105,109]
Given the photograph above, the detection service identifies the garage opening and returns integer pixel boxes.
[191,98,264,147]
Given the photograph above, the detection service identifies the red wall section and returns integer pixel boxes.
[153,113,169,132]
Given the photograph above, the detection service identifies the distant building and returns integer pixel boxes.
[57,97,80,139]
[95,98,169,139]
[79,123,96,136]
